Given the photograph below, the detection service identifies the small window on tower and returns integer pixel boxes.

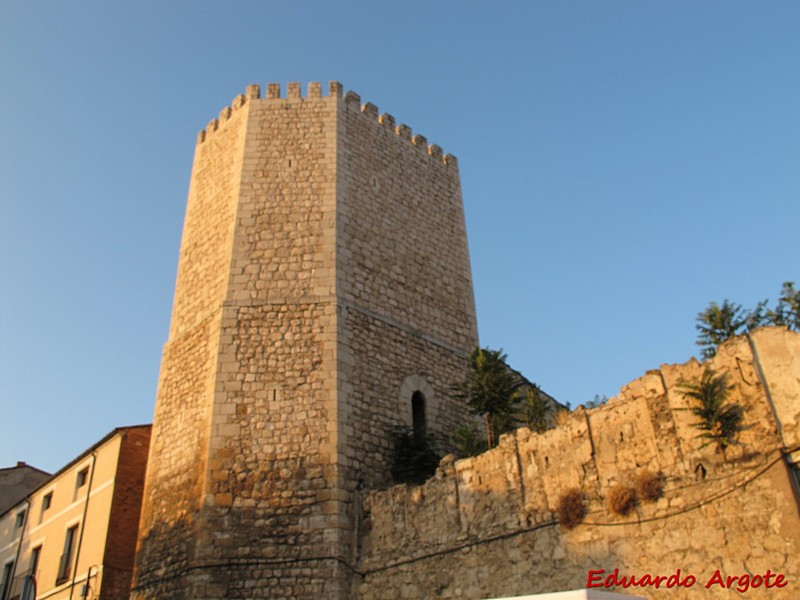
[412,391,427,443]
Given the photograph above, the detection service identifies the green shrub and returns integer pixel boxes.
[453,424,487,458]
[520,385,550,433]
[390,426,441,485]
[453,348,521,448]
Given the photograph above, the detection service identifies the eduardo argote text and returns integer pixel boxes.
[587,567,788,593]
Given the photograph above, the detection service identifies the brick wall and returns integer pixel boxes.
[101,425,151,600]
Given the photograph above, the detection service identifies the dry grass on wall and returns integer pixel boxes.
[606,484,637,516]
[557,488,586,529]
[635,470,664,503]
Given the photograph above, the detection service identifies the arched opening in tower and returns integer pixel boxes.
[412,391,427,444]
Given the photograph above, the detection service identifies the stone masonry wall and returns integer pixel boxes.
[750,327,800,450]
[135,82,479,600]
[336,90,479,491]
[134,90,251,598]
[193,82,345,599]
[135,83,347,599]
[358,328,800,599]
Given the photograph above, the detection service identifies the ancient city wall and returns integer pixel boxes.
[357,328,800,599]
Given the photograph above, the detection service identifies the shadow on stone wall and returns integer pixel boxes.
[132,496,359,599]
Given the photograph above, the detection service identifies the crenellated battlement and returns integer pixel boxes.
[196,81,457,166]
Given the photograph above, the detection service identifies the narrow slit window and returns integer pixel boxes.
[412,391,427,443]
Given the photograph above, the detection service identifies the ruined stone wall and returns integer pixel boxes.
[750,327,800,450]
[358,328,800,599]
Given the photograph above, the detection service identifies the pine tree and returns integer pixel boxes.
[767,282,800,331]
[696,300,747,359]
[695,282,799,358]
[453,348,521,448]
[521,385,550,433]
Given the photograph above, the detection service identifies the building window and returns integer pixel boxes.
[412,391,427,443]
[40,492,52,523]
[74,467,89,501]
[17,546,42,600]
[76,468,89,489]
[56,525,78,585]
[15,511,26,529]
[29,546,41,579]
[1,561,14,600]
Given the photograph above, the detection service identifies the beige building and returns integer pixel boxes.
[0,425,150,600]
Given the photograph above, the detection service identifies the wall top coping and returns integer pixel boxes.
[196,81,458,167]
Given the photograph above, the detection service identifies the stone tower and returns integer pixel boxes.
[132,81,478,599]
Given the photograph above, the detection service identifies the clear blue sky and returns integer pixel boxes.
[1,2,798,473]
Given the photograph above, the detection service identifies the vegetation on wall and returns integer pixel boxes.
[452,423,487,458]
[556,488,585,529]
[696,281,799,358]
[606,484,636,516]
[390,426,441,485]
[582,394,609,409]
[453,348,522,449]
[635,470,664,502]
[520,384,551,433]
[443,282,795,467]
[452,347,555,454]
[677,368,744,459]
